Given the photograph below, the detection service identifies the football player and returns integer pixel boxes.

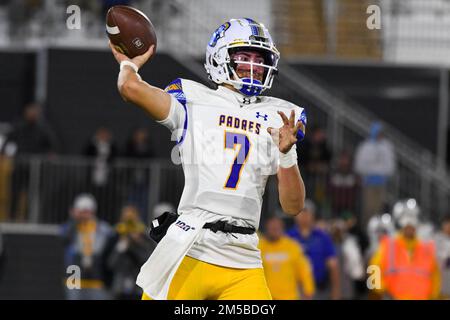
[110,18,307,300]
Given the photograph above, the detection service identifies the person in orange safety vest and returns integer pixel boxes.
[369,199,441,300]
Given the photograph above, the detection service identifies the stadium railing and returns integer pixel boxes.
[0,153,448,226]
[0,155,185,225]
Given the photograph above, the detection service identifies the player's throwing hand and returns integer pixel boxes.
[267,110,305,154]
[109,41,155,69]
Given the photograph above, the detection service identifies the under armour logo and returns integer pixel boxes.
[256,112,268,121]
[242,97,252,104]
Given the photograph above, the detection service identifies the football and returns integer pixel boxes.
[106,5,157,59]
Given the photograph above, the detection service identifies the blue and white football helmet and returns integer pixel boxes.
[205,18,280,97]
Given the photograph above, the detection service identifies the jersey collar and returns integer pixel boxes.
[217,85,258,106]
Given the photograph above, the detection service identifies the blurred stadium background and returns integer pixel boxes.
[0,0,449,300]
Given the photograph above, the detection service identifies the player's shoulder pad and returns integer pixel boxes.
[164,78,212,105]
[262,96,304,113]
[164,78,187,106]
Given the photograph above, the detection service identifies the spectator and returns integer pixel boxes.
[84,127,117,186]
[365,213,395,261]
[286,200,341,299]
[84,127,118,222]
[297,126,332,211]
[1,103,57,156]
[342,212,369,268]
[328,150,359,218]
[259,215,315,300]
[123,127,154,218]
[2,103,58,222]
[369,200,441,300]
[61,193,114,300]
[107,205,152,300]
[434,214,450,299]
[354,122,396,229]
[124,127,153,159]
[314,214,331,232]
[298,125,332,174]
[329,219,365,300]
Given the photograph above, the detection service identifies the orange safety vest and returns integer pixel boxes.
[380,236,435,300]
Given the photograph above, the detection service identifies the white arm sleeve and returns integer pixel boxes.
[156,95,186,133]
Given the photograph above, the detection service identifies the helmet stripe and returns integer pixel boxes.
[244,18,264,37]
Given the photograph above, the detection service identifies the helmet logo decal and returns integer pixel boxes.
[208,22,231,48]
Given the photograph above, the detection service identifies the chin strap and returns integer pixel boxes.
[238,78,263,96]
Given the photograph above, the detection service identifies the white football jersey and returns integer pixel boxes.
[157,78,306,268]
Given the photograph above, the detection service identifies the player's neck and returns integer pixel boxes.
[219,84,259,105]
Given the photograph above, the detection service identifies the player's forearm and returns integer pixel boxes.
[277,165,305,216]
[117,66,171,121]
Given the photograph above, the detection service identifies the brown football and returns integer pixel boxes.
[106,5,157,59]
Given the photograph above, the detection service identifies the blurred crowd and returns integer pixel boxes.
[259,199,450,300]
[0,101,449,300]
[0,0,179,42]
[258,121,449,300]
[0,102,157,223]
[59,192,450,300]
[61,193,174,300]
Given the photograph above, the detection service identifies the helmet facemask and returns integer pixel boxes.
[208,40,279,96]
[224,46,276,96]
[224,44,278,96]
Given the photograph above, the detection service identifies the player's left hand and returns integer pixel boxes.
[267,110,304,154]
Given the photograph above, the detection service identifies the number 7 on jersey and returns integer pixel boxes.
[224,131,251,190]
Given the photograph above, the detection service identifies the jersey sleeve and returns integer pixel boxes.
[156,78,188,144]
[296,108,307,141]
